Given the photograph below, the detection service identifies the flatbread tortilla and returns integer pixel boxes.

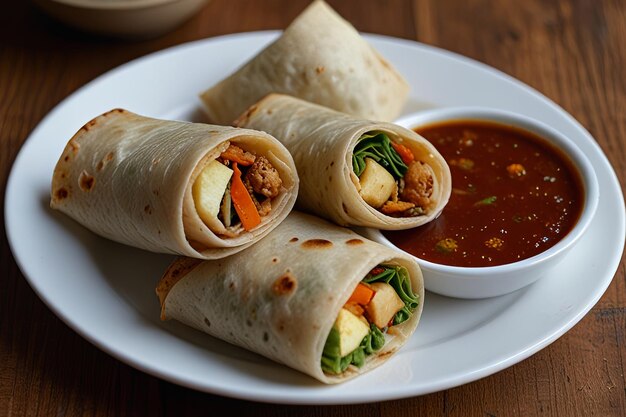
[51,108,298,259]
[157,211,424,383]
[199,0,409,125]
[234,94,451,230]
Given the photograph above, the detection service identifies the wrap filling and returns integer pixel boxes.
[352,132,435,217]
[192,143,283,234]
[321,264,419,374]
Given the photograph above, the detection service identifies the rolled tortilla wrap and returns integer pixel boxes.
[50,108,298,259]
[234,94,451,230]
[157,211,424,384]
[199,0,409,125]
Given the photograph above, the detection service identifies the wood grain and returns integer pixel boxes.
[1,0,624,416]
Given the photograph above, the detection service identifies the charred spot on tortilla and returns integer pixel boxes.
[81,118,99,133]
[144,205,152,215]
[169,268,182,279]
[346,239,364,245]
[272,272,297,296]
[316,66,325,74]
[378,350,396,360]
[301,239,333,249]
[289,237,299,243]
[69,139,80,154]
[272,257,279,263]
[102,108,126,117]
[156,257,202,310]
[78,171,95,192]
[53,187,69,201]
[204,317,211,328]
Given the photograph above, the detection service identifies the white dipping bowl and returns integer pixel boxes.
[361,107,600,299]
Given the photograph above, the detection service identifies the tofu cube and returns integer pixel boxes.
[358,158,396,208]
[365,282,405,328]
[334,308,370,357]
[192,160,233,225]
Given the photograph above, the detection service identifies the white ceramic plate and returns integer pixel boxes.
[5,32,625,405]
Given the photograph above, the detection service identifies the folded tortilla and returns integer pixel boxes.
[50,108,298,259]
[199,0,409,125]
[157,211,424,384]
[234,94,451,230]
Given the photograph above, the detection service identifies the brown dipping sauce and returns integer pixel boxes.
[384,120,584,267]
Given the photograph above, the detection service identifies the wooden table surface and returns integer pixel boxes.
[1,0,625,415]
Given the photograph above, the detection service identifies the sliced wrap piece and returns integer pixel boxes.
[157,211,424,384]
[234,94,451,230]
[51,108,298,259]
[199,0,409,125]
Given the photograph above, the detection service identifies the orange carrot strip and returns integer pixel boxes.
[391,142,415,165]
[347,283,375,305]
[230,163,261,231]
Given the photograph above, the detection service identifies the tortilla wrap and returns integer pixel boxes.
[234,94,451,230]
[51,108,298,259]
[199,0,409,125]
[157,211,424,384]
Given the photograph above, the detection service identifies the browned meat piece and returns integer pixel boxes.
[380,200,415,215]
[244,177,273,217]
[245,156,282,198]
[257,198,272,217]
[220,144,256,166]
[399,161,433,208]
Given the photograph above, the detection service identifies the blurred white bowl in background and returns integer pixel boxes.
[34,0,211,39]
